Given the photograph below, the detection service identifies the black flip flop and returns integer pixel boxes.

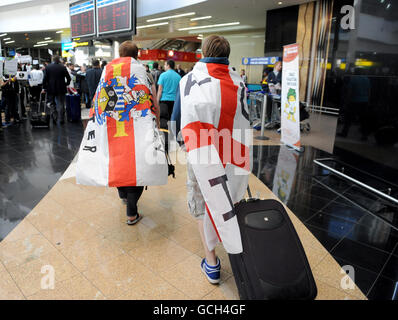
[126,213,142,225]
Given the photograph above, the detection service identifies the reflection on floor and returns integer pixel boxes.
[253,145,398,300]
[253,112,338,154]
[0,121,84,241]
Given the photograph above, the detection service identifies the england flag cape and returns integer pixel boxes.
[180,60,252,254]
[76,57,168,187]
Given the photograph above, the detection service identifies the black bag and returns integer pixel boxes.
[29,93,50,128]
[229,194,317,300]
[66,94,81,122]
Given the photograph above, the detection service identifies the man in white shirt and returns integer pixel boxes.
[29,65,44,101]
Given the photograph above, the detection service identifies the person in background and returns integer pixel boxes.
[66,63,77,90]
[176,64,186,77]
[77,65,91,109]
[29,64,44,102]
[101,60,107,70]
[266,61,282,121]
[1,74,20,125]
[157,59,181,137]
[240,69,247,86]
[151,62,161,90]
[42,55,71,125]
[268,61,282,87]
[261,69,269,92]
[86,60,103,107]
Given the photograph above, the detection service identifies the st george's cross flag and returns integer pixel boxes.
[76,57,168,187]
[180,61,252,254]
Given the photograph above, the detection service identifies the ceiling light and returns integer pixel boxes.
[146,12,195,22]
[5,40,15,44]
[56,30,63,33]
[37,40,54,44]
[3,37,11,41]
[386,3,391,9]
[0,33,7,37]
[34,43,48,47]
[278,1,283,4]
[178,22,240,31]
[190,16,212,21]
[136,22,169,29]
[45,37,51,40]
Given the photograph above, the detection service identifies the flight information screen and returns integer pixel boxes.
[97,0,135,35]
[70,0,96,38]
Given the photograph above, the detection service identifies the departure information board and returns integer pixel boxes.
[96,0,135,35]
[70,0,96,38]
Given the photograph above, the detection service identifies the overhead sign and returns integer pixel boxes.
[280,43,301,150]
[70,0,96,38]
[62,42,74,51]
[242,56,280,65]
[73,41,90,47]
[96,0,136,36]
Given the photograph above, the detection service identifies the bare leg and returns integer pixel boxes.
[197,219,217,266]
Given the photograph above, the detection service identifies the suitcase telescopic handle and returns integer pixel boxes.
[247,185,253,198]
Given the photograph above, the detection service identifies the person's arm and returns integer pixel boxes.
[64,67,71,87]
[42,69,47,93]
[170,83,181,141]
[157,85,163,105]
[151,83,160,128]
[157,73,164,104]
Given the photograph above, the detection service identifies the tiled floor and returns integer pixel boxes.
[2,113,395,300]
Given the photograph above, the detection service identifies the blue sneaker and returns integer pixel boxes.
[201,258,221,284]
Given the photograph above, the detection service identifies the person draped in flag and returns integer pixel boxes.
[172,35,251,284]
[76,41,167,225]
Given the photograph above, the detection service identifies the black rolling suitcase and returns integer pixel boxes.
[66,94,81,122]
[229,195,317,300]
[29,93,50,128]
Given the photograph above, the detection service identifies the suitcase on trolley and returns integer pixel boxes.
[29,93,50,128]
[66,94,81,122]
[229,197,317,300]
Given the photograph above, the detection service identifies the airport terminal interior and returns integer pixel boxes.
[0,0,397,301]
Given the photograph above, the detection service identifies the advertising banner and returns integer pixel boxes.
[281,43,301,149]
[0,60,3,77]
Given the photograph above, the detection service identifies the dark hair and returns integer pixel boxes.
[119,40,138,59]
[153,62,159,69]
[92,60,100,67]
[166,60,175,70]
[202,35,230,58]
[101,61,107,68]
[52,55,61,63]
